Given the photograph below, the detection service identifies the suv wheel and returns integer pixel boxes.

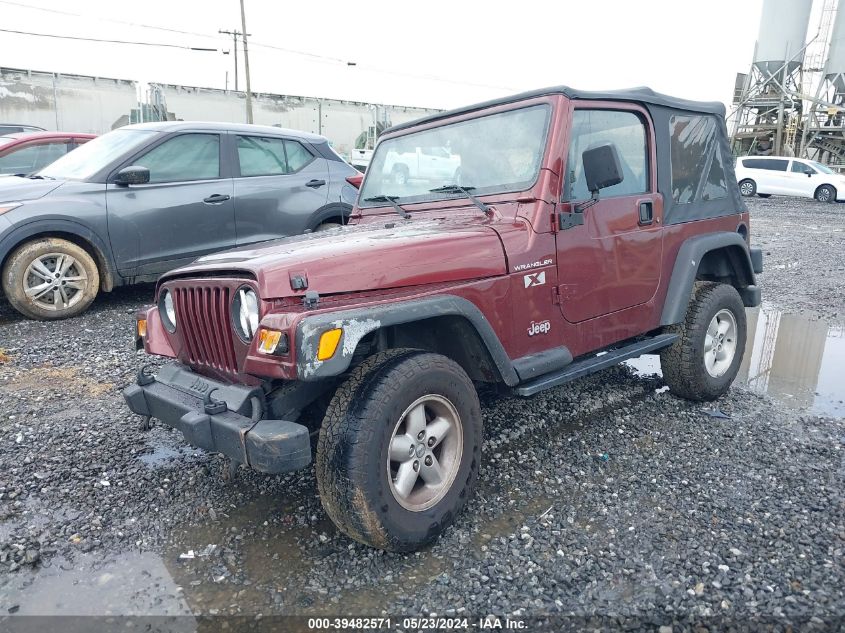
[815,184,836,203]
[316,349,482,552]
[2,238,100,320]
[738,179,756,197]
[660,282,746,401]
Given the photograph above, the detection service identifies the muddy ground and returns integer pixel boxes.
[0,196,843,631]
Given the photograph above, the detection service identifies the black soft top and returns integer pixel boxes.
[387,86,726,134]
[387,86,743,225]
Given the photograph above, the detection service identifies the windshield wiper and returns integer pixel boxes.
[363,195,410,219]
[428,184,490,214]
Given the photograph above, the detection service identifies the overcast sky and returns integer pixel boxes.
[0,0,766,111]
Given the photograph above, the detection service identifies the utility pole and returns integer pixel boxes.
[239,0,254,123]
[218,28,248,91]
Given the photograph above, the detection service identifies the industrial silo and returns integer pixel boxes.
[826,3,845,92]
[753,0,813,78]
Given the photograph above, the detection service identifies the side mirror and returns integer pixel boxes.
[582,143,624,194]
[805,169,813,177]
[114,165,150,186]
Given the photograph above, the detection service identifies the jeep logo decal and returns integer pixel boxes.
[527,320,551,336]
[188,376,211,394]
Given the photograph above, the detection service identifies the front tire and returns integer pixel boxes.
[815,184,836,203]
[660,282,746,401]
[2,238,100,320]
[316,349,482,552]
[739,179,756,197]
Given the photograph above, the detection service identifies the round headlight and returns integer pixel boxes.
[159,289,176,333]
[232,286,259,342]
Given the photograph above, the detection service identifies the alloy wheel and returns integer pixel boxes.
[23,253,89,312]
[387,395,463,512]
[704,308,738,378]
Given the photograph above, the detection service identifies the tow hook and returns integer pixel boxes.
[203,389,227,415]
[136,366,156,431]
[137,364,156,386]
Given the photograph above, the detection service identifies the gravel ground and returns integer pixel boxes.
[0,196,843,630]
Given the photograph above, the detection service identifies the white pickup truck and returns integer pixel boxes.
[382,146,461,185]
[349,148,373,172]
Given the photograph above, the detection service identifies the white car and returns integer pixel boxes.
[382,146,461,185]
[735,155,845,202]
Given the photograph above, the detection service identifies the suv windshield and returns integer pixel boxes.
[39,128,158,181]
[359,104,550,207]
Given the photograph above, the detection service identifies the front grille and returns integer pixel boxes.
[173,285,239,375]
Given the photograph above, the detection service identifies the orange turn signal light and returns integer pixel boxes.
[137,319,147,338]
[258,329,284,354]
[317,328,343,361]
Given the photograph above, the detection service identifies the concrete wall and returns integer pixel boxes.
[0,67,439,158]
[0,67,137,133]
[157,84,436,157]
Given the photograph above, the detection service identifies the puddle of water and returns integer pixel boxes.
[138,440,201,469]
[626,305,845,418]
[0,551,193,618]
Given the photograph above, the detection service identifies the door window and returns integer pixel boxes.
[284,140,314,172]
[137,133,220,183]
[790,161,814,174]
[564,110,648,201]
[236,137,315,176]
[0,141,69,174]
[742,158,788,171]
[237,135,288,176]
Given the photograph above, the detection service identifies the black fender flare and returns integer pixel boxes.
[295,294,520,386]
[660,232,759,326]
[307,203,352,229]
[0,218,119,291]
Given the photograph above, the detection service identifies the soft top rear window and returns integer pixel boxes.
[669,115,728,204]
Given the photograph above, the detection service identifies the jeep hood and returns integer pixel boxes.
[0,176,65,202]
[164,219,507,298]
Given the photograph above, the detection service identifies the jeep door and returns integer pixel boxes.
[106,132,235,276]
[555,105,662,323]
[232,134,329,244]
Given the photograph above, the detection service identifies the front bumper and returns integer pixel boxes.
[123,364,310,474]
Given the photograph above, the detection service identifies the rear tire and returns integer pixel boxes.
[2,238,100,320]
[739,179,756,197]
[815,184,836,203]
[316,349,482,552]
[660,282,746,401]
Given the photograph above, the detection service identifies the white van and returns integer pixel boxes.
[735,156,845,202]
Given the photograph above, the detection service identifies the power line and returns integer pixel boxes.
[0,27,221,51]
[0,0,221,41]
[0,0,515,92]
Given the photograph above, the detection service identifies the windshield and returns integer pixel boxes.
[809,160,836,174]
[359,104,550,207]
[39,128,158,180]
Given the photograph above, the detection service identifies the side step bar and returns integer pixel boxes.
[513,333,679,397]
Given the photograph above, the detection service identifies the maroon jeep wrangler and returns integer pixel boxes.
[125,86,763,552]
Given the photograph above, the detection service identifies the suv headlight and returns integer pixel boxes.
[232,286,259,342]
[159,289,177,333]
[0,203,21,215]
